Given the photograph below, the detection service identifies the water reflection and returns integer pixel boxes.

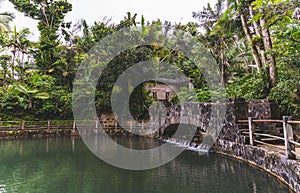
[0,137,292,193]
[0,184,6,193]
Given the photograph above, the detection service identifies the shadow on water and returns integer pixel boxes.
[0,137,293,193]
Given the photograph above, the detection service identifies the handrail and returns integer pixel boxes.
[288,120,300,124]
[0,119,150,132]
[242,131,285,141]
[253,140,286,150]
[239,119,300,124]
[291,150,300,158]
[0,121,23,123]
[289,140,300,147]
[239,117,300,159]
[238,119,283,123]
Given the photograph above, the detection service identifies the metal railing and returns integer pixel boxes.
[238,116,300,159]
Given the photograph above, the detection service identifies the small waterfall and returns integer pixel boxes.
[162,138,212,153]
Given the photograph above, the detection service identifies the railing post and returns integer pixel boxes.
[47,120,51,130]
[95,118,98,129]
[73,120,76,130]
[248,117,254,146]
[142,120,144,131]
[115,121,118,130]
[71,120,77,136]
[21,120,25,130]
[283,116,296,159]
[130,120,133,132]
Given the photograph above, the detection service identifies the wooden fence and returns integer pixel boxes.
[0,120,75,131]
[0,119,152,136]
[238,116,300,159]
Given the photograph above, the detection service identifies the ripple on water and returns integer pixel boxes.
[0,137,293,193]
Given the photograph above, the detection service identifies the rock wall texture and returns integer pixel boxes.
[149,98,247,140]
[248,99,282,134]
[216,99,299,192]
[149,98,299,192]
[216,140,300,192]
[248,99,280,119]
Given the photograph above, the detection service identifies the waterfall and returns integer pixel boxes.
[162,138,212,153]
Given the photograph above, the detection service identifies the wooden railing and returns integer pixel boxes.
[238,117,300,159]
[0,119,152,135]
[0,120,75,130]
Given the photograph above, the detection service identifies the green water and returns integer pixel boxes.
[0,137,292,193]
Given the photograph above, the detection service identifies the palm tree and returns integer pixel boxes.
[193,0,247,83]
[0,0,14,87]
[7,26,31,80]
[0,11,14,31]
[0,0,14,31]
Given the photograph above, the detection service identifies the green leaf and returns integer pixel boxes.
[26,89,39,94]
[251,0,263,9]
[250,13,263,23]
[292,31,300,40]
[14,84,28,93]
[34,92,50,99]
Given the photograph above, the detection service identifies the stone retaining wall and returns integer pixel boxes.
[215,140,300,192]
[149,98,247,139]
[215,99,300,192]
[149,98,299,192]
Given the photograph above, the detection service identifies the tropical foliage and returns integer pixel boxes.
[0,0,299,120]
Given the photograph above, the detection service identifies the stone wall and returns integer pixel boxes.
[248,99,280,119]
[149,98,247,141]
[149,98,299,192]
[216,140,300,192]
[149,98,282,140]
[215,99,300,192]
[248,99,282,135]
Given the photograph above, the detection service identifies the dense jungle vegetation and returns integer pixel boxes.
[0,0,299,120]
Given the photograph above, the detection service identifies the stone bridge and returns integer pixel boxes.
[148,99,300,192]
[149,98,279,142]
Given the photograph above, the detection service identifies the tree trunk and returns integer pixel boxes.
[240,13,262,71]
[260,18,276,87]
[232,36,249,67]
[219,47,227,84]
[220,38,229,83]
[28,97,32,109]
[249,5,267,67]
[11,48,16,80]
[3,68,7,88]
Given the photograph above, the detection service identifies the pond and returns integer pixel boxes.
[0,137,292,193]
